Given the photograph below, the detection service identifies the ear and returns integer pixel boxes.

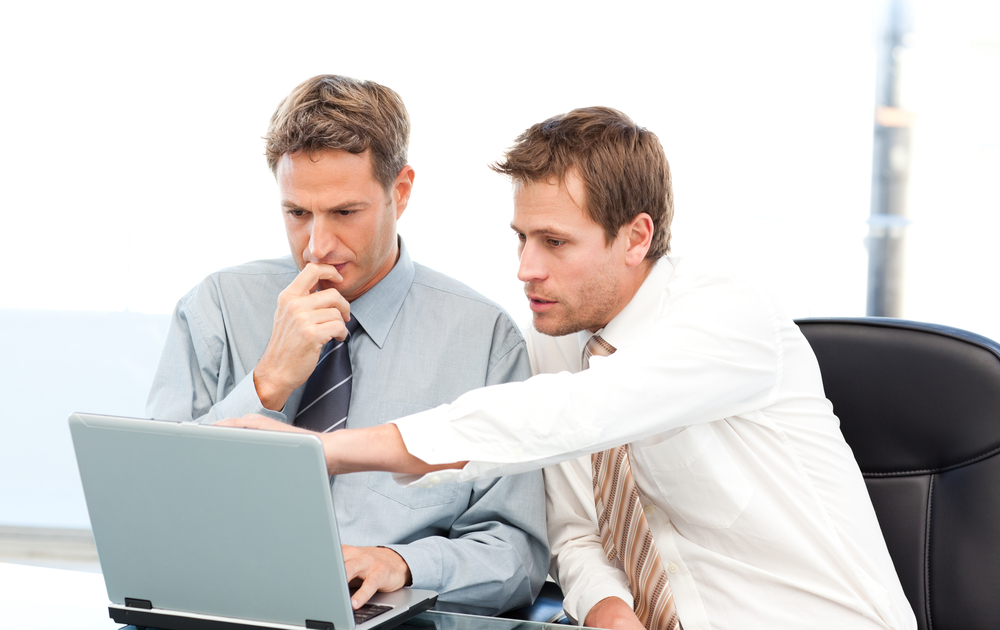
[391,165,416,219]
[623,212,654,267]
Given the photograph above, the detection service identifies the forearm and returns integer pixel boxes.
[320,423,466,476]
[385,534,538,615]
[384,473,548,615]
[148,358,286,425]
[545,459,633,623]
[392,302,782,481]
[147,300,287,424]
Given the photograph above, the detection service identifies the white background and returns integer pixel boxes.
[0,0,998,528]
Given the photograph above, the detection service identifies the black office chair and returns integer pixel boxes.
[796,317,1000,630]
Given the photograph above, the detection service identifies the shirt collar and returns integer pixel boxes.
[348,236,415,349]
[589,256,676,352]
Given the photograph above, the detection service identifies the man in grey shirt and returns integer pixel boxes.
[146,75,547,615]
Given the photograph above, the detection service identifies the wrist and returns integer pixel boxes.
[253,368,290,412]
[378,547,413,587]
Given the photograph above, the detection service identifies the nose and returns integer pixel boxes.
[517,239,547,283]
[307,215,339,262]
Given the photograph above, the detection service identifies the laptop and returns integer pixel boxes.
[69,412,438,630]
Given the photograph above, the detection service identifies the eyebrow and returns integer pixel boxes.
[282,200,369,213]
[510,222,571,239]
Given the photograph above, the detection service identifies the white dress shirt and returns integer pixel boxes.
[393,257,916,630]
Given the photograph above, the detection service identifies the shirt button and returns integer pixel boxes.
[428,475,441,485]
[667,563,679,574]
[643,504,655,515]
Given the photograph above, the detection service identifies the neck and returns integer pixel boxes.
[588,259,655,333]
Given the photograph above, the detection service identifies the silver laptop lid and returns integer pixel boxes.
[69,412,356,629]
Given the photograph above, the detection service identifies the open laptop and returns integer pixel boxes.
[69,412,438,630]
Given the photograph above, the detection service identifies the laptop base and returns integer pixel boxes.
[110,596,437,630]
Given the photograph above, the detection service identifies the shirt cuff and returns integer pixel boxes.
[567,584,634,627]
[380,543,437,592]
[390,405,463,464]
[204,371,287,425]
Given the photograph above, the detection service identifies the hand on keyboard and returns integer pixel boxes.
[343,545,413,609]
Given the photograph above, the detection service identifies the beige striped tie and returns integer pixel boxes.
[585,334,680,630]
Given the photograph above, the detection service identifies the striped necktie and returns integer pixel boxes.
[294,317,362,433]
[585,334,681,630]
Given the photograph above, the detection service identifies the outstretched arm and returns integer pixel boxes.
[215,415,465,476]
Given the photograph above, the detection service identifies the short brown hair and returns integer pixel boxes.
[491,107,673,258]
[265,75,410,190]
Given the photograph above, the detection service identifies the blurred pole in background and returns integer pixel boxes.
[867,0,916,317]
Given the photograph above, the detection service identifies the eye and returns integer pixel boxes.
[516,232,526,241]
[547,239,565,247]
[286,209,307,218]
[336,210,355,217]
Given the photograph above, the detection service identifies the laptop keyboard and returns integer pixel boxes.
[354,603,393,624]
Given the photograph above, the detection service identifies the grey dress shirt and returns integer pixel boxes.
[146,239,548,615]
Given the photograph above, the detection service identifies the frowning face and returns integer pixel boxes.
[276,148,413,301]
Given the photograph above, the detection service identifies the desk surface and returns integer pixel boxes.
[0,562,574,630]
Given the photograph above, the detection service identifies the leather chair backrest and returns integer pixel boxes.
[797,317,1000,630]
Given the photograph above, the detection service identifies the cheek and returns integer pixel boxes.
[372,208,396,250]
[283,223,310,260]
[288,226,309,251]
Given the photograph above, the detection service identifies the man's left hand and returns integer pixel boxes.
[343,545,412,609]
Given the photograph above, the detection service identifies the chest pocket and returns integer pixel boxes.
[366,402,462,508]
[633,422,753,529]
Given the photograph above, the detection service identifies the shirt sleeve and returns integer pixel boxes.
[145,283,285,425]
[383,470,549,615]
[383,322,550,614]
[391,276,782,483]
[545,457,634,624]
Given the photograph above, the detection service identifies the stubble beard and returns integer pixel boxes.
[530,265,621,338]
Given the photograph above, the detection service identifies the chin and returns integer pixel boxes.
[533,314,584,338]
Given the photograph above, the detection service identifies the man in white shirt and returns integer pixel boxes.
[221,107,917,630]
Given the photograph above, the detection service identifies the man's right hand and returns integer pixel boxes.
[253,263,351,411]
[584,596,647,630]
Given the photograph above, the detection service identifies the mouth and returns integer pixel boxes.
[308,261,349,290]
[526,294,557,313]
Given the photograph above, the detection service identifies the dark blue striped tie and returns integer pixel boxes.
[294,317,362,433]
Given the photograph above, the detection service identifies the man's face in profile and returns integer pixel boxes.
[276,149,404,301]
[511,169,629,337]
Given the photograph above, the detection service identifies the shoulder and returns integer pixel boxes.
[208,256,300,281]
[409,262,522,327]
[659,257,783,321]
[650,257,795,360]
[178,257,299,315]
[407,262,526,361]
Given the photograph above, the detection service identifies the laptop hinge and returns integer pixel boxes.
[305,620,335,630]
[125,597,154,610]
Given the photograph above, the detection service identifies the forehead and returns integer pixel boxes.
[276,149,380,198]
[512,171,598,232]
